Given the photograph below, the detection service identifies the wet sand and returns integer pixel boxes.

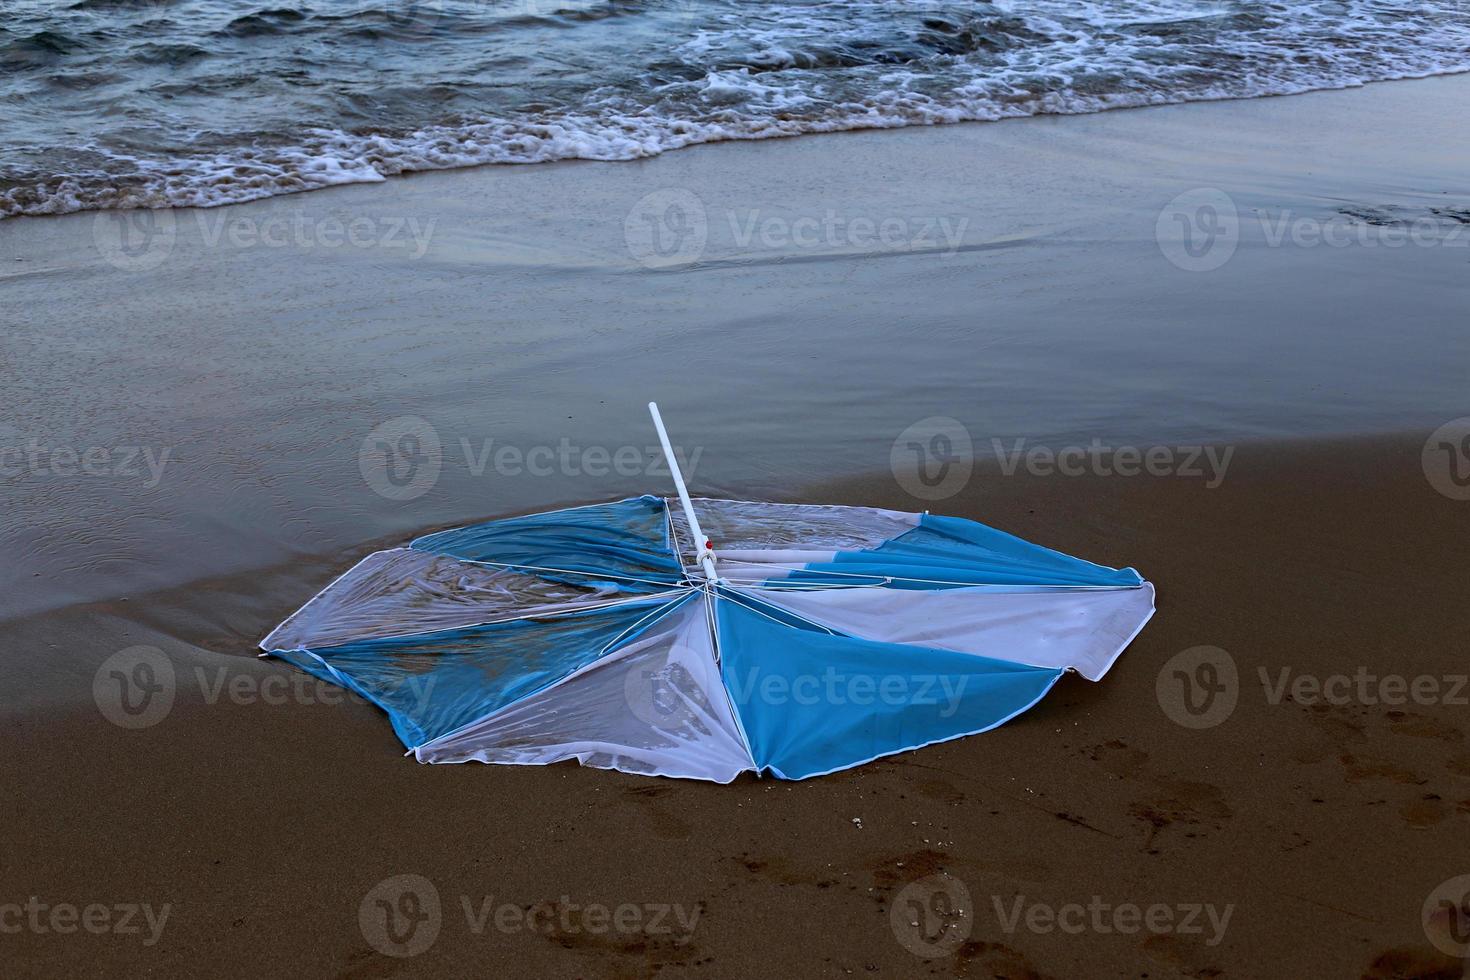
[3,72,1470,978]
[4,433,1469,977]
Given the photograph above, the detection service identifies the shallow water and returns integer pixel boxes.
[3,76,1468,622]
[4,0,1470,216]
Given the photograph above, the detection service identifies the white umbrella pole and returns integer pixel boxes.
[648,402,718,583]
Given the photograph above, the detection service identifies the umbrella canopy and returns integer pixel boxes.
[260,500,1154,781]
[261,404,1154,781]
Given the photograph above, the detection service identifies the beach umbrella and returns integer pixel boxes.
[260,404,1155,781]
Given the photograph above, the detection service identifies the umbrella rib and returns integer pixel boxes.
[714,586,839,636]
[592,588,701,658]
[731,578,1140,592]
[719,557,1142,591]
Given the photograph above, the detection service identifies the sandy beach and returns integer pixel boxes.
[3,71,1469,977]
[5,433,1468,977]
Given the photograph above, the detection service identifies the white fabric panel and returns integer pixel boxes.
[668,498,918,568]
[749,583,1156,682]
[261,547,617,650]
[414,599,755,783]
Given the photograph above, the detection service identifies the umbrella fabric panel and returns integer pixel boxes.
[414,597,755,782]
[667,498,920,569]
[714,594,1064,780]
[269,596,683,750]
[411,496,683,593]
[260,547,623,652]
[771,513,1144,589]
[747,583,1156,681]
[671,500,1143,590]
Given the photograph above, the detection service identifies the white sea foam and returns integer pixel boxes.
[2,0,1468,217]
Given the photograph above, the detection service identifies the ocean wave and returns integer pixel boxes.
[2,0,1469,218]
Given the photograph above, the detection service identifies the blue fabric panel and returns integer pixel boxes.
[270,595,684,749]
[409,496,683,592]
[780,513,1142,589]
[715,593,1065,780]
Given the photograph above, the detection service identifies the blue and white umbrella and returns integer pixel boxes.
[260,404,1155,782]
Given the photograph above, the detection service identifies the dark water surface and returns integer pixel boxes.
[4,0,1470,216]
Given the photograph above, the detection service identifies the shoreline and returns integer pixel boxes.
[5,69,1470,222]
[0,427,1440,685]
